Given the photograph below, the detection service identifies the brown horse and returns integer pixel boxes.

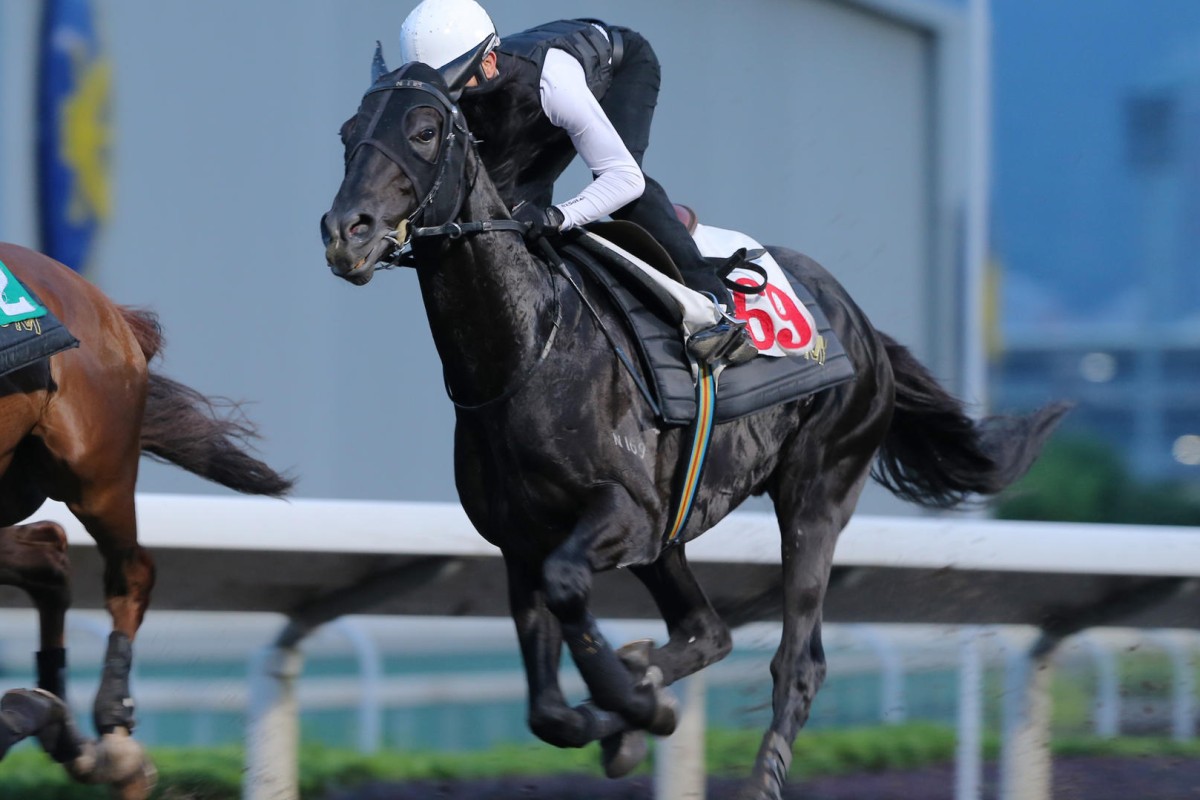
[0,242,293,796]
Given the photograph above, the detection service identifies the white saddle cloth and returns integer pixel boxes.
[691,223,817,358]
[580,224,817,358]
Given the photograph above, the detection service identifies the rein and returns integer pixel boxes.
[410,202,564,412]
[435,224,565,412]
[413,219,528,239]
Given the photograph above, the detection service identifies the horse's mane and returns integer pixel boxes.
[459,61,563,205]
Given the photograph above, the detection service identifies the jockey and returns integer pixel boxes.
[397,0,756,366]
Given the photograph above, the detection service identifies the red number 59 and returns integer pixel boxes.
[732,279,813,351]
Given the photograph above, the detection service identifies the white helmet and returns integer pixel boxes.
[398,0,499,70]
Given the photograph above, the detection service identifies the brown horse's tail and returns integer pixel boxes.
[121,307,295,498]
[871,332,1070,509]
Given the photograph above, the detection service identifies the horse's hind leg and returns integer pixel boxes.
[629,544,733,684]
[0,520,80,762]
[0,513,151,789]
[742,455,878,799]
[0,521,71,694]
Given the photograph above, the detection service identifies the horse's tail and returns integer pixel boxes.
[871,333,1069,509]
[120,307,295,498]
[120,306,165,363]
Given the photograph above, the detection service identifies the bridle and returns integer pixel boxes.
[343,70,560,409]
[346,70,535,269]
[345,74,480,265]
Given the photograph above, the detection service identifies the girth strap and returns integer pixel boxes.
[662,362,718,546]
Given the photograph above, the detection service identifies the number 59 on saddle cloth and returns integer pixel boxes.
[0,261,79,377]
[690,223,818,358]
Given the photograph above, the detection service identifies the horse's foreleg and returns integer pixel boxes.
[579,544,736,779]
[505,555,628,749]
[630,544,733,685]
[543,485,677,739]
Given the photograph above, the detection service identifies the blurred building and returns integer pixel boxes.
[990,9,1200,482]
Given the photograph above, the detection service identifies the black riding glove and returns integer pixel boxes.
[512,203,565,240]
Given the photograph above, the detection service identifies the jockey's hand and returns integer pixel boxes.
[512,203,565,240]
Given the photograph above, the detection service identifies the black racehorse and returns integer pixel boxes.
[321,62,1065,800]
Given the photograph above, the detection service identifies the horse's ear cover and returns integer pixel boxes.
[438,35,495,100]
[371,41,389,85]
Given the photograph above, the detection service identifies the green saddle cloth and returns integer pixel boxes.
[0,260,79,377]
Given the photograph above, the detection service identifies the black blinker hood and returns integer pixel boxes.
[350,61,471,229]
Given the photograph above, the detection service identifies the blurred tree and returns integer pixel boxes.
[995,436,1200,525]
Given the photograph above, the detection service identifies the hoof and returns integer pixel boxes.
[735,787,783,800]
[736,731,791,800]
[110,754,158,800]
[66,729,153,789]
[0,688,73,753]
[600,729,648,779]
[614,639,676,736]
[1,688,56,731]
[615,639,654,676]
[639,666,678,737]
[0,689,49,756]
[18,520,68,551]
[22,689,85,763]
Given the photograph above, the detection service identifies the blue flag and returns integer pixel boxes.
[37,0,111,274]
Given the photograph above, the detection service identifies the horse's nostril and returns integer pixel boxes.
[344,213,375,242]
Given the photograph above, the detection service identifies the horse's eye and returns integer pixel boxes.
[413,127,437,144]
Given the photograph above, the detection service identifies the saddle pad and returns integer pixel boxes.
[0,264,78,377]
[560,242,855,426]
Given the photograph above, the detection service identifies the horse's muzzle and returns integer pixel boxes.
[321,210,383,285]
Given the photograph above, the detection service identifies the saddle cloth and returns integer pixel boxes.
[560,227,855,426]
[692,224,818,358]
[0,261,79,377]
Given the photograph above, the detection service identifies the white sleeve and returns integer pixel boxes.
[539,48,645,230]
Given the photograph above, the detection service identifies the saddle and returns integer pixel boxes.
[560,223,855,426]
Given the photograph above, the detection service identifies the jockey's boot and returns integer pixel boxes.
[686,303,758,367]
